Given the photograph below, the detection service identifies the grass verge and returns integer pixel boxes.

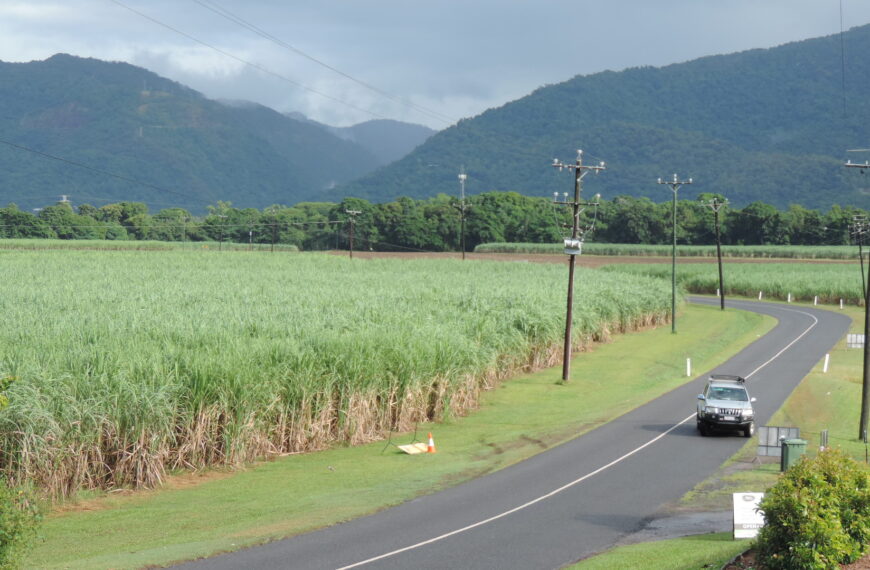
[571,532,751,569]
[25,303,772,569]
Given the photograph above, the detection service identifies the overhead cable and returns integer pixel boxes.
[192,0,456,125]
[109,0,392,122]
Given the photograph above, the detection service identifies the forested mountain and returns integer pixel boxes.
[337,25,870,210]
[0,54,391,213]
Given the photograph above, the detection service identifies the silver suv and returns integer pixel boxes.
[696,375,756,437]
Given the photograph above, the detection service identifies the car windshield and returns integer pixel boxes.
[709,386,749,401]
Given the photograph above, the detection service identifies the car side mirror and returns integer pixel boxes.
[697,394,706,400]
[750,397,757,403]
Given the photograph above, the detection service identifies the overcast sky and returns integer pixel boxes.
[4,1,870,130]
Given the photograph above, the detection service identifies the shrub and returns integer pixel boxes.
[756,448,870,569]
[0,479,41,569]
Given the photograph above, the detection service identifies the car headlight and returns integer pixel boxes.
[704,406,720,414]
[741,409,754,418]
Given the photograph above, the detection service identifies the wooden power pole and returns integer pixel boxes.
[345,210,361,259]
[552,150,605,382]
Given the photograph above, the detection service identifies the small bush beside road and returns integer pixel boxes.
[0,479,41,570]
[756,449,870,569]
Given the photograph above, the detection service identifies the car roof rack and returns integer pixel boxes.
[709,374,746,383]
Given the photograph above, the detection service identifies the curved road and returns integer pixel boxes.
[179,298,850,569]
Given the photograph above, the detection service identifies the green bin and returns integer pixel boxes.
[780,438,807,471]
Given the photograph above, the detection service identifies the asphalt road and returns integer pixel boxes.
[177,298,851,570]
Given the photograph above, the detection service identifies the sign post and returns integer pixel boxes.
[733,492,765,539]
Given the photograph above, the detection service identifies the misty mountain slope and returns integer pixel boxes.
[284,114,435,166]
[0,54,383,212]
[334,119,434,164]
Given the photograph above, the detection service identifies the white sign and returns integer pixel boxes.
[733,492,765,539]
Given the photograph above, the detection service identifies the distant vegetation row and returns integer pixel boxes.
[0,251,672,498]
[0,238,298,252]
[476,242,860,259]
[1,191,867,252]
[604,263,864,305]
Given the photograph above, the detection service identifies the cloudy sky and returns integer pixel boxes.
[4,1,870,130]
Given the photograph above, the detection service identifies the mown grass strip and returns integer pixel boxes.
[25,303,771,569]
[570,532,750,570]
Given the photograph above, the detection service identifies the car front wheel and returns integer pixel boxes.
[743,421,756,438]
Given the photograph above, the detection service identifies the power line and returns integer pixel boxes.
[108,0,395,123]
[0,137,207,204]
[0,220,345,231]
[840,0,849,119]
[191,0,456,125]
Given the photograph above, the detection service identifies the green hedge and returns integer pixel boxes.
[756,449,870,569]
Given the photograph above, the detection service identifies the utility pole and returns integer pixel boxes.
[216,214,227,251]
[657,174,693,333]
[853,215,867,300]
[457,168,468,260]
[552,150,605,382]
[845,159,870,441]
[345,210,361,259]
[704,198,728,311]
[271,222,278,253]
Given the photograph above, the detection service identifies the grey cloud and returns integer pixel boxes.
[3,0,870,128]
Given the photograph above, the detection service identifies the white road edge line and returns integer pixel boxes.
[337,303,820,569]
[337,416,695,570]
[744,306,818,380]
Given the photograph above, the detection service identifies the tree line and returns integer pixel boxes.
[0,193,865,250]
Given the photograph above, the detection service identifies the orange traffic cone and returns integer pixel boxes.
[427,432,436,453]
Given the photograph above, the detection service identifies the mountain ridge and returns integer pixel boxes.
[0,54,430,213]
[334,25,870,210]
